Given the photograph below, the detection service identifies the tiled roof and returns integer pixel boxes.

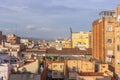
[78,72,104,76]
[22,49,46,53]
[46,48,92,55]
[17,59,36,68]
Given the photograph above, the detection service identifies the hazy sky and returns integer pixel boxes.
[0,0,120,39]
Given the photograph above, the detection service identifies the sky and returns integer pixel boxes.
[0,0,120,40]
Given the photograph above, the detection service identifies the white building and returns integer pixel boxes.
[0,63,11,80]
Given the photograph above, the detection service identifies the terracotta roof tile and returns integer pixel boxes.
[78,72,104,76]
[46,48,92,55]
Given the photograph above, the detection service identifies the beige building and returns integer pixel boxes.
[20,38,35,49]
[0,42,25,57]
[76,74,112,80]
[115,26,120,78]
[67,60,113,80]
[67,60,95,80]
[7,34,20,44]
[67,60,95,73]
[92,11,116,63]
[15,59,39,74]
[92,5,120,79]
[10,74,41,80]
[95,63,113,76]
[0,63,11,80]
[47,61,65,79]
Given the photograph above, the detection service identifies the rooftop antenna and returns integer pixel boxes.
[15,24,18,35]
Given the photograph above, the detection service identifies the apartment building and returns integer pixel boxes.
[7,34,20,44]
[0,42,25,57]
[76,73,111,80]
[47,61,65,80]
[16,59,39,74]
[21,49,46,60]
[20,38,35,49]
[92,5,120,79]
[114,26,120,79]
[0,63,11,80]
[92,10,116,63]
[46,48,92,62]
[72,31,91,49]
[67,60,95,73]
[48,38,71,49]
[67,60,113,80]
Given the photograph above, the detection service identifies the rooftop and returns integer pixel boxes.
[46,48,92,55]
[22,49,46,54]
[78,72,104,76]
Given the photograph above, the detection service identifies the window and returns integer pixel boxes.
[72,66,76,71]
[60,72,64,77]
[53,65,57,68]
[107,50,113,55]
[116,60,120,65]
[106,50,113,63]
[117,45,120,51]
[60,65,63,69]
[108,26,112,31]
[107,39,112,44]
[53,72,57,75]
[117,32,120,39]
[102,66,106,68]
[118,15,120,22]
[80,36,83,38]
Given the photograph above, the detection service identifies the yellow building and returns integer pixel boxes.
[72,31,91,49]
[62,39,70,48]
[52,38,71,48]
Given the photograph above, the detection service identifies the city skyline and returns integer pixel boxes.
[0,0,119,39]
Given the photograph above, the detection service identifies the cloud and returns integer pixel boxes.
[39,27,51,31]
[25,25,36,30]
[0,4,28,12]
[0,0,119,39]
[25,25,51,31]
[89,0,107,2]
